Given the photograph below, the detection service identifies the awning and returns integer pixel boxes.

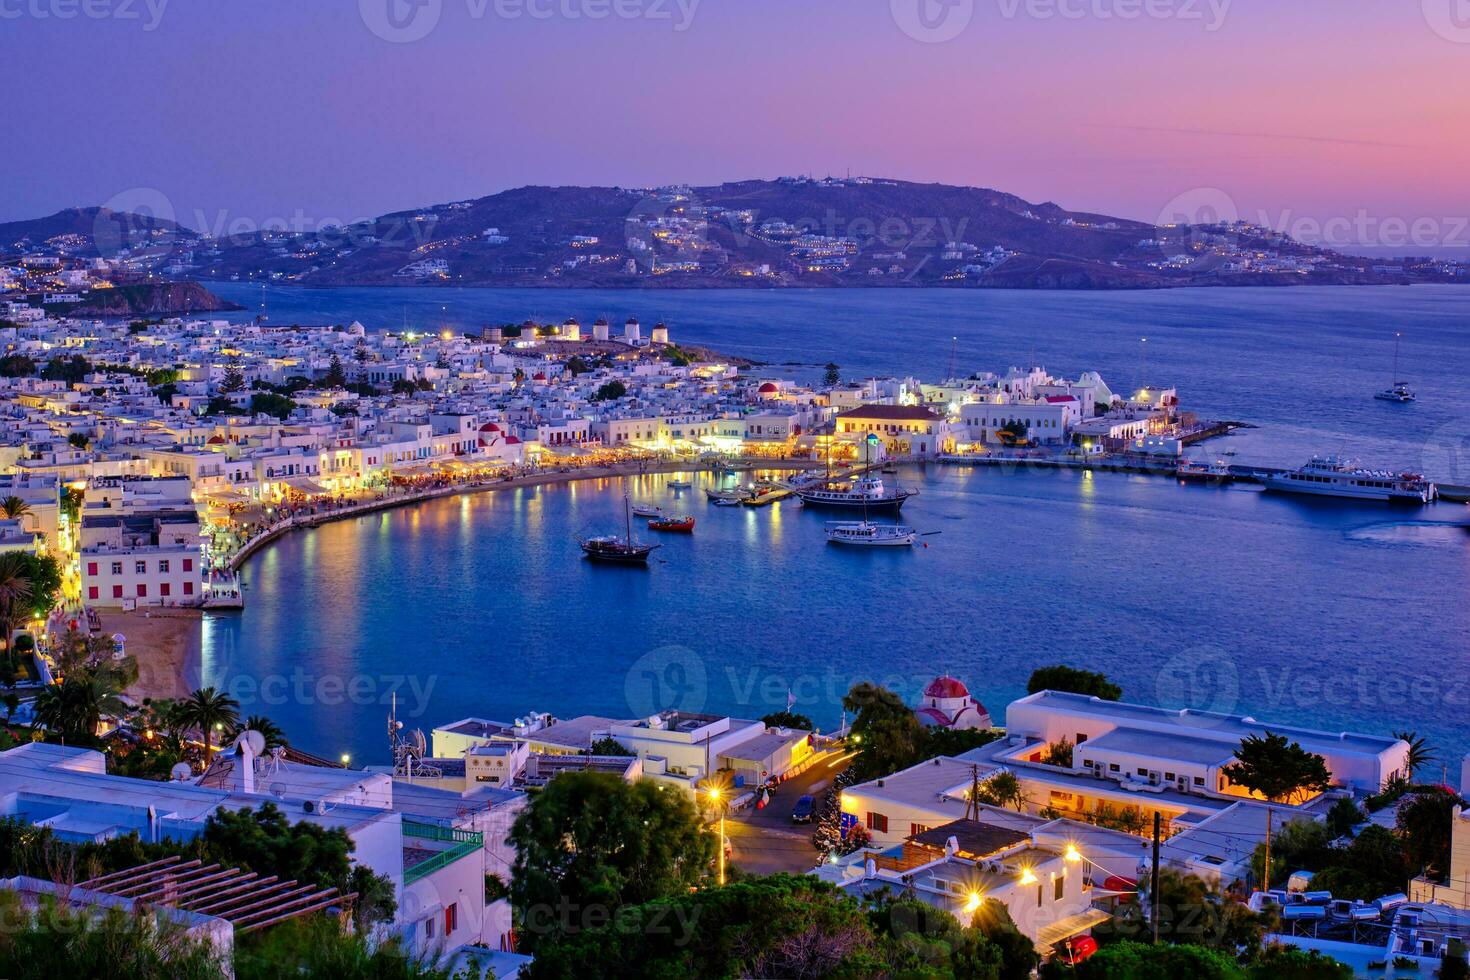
[282,476,329,495]
[1034,908,1112,953]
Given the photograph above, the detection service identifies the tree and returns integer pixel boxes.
[1398,787,1460,882]
[1041,736,1074,768]
[0,353,36,378]
[228,714,288,750]
[974,771,1027,811]
[527,874,888,979]
[1026,665,1122,700]
[220,364,246,393]
[591,380,627,402]
[1070,941,1246,979]
[9,553,61,622]
[1325,797,1365,838]
[0,890,224,980]
[177,687,241,766]
[40,355,92,383]
[1224,732,1332,889]
[67,432,91,450]
[234,916,458,980]
[1098,869,1267,953]
[248,392,296,421]
[843,682,922,783]
[322,354,347,388]
[823,362,841,386]
[509,771,715,952]
[33,672,128,742]
[760,710,813,731]
[1247,943,1354,979]
[0,553,33,654]
[1393,730,1436,780]
[587,736,632,756]
[0,496,29,521]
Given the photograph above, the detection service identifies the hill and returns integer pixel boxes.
[7,181,1464,289]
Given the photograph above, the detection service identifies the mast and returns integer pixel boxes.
[1392,331,1402,384]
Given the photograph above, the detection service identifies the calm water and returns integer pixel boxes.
[195,285,1470,767]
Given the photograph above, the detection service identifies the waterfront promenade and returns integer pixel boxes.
[216,454,828,574]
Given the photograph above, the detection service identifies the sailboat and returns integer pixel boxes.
[1374,332,1416,402]
[581,491,660,563]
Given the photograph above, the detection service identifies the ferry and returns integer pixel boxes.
[824,520,917,547]
[795,475,916,515]
[1261,456,1436,504]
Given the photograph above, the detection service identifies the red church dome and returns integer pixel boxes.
[758,382,779,394]
[923,676,970,699]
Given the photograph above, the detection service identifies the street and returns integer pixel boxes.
[723,749,855,876]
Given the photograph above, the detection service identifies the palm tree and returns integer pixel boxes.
[1393,730,1436,781]
[33,673,127,742]
[229,714,288,750]
[0,553,33,655]
[1,495,31,520]
[178,687,240,765]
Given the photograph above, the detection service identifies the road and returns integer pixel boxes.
[722,749,855,876]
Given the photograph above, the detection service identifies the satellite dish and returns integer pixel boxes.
[269,782,286,799]
[170,762,193,782]
[239,729,267,756]
[410,729,428,757]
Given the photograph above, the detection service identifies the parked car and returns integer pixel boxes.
[791,795,815,823]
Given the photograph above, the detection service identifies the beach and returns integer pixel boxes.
[103,607,203,702]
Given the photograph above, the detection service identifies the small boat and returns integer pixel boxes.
[581,493,660,563]
[631,504,663,518]
[667,479,693,490]
[710,495,745,507]
[825,521,917,547]
[1374,332,1416,402]
[1176,460,1234,484]
[706,488,750,503]
[648,515,695,533]
[880,463,898,474]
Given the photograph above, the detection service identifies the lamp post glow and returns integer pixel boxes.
[707,786,725,886]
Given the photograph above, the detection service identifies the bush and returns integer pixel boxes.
[1026,665,1121,700]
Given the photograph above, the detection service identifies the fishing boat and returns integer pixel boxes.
[710,495,745,507]
[581,493,660,563]
[648,515,695,533]
[1374,332,1416,403]
[824,520,917,547]
[1261,456,1436,504]
[705,487,750,503]
[1176,460,1234,484]
[667,479,693,490]
[631,503,663,518]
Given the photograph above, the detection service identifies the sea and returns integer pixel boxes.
[192,283,1470,768]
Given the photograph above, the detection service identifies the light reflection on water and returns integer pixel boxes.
[202,467,1470,764]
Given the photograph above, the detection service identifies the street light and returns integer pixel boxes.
[706,786,726,886]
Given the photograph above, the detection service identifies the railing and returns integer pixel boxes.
[401,821,483,885]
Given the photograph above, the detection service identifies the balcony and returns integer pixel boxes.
[401,820,483,885]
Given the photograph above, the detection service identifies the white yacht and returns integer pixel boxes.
[824,520,918,547]
[1374,332,1415,402]
[1261,456,1436,504]
[796,475,916,515]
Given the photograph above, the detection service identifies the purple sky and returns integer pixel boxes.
[8,0,1469,252]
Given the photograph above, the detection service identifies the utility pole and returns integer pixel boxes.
[1150,812,1162,944]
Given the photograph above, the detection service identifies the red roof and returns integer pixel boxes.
[1045,395,1077,403]
[206,434,226,445]
[533,373,547,381]
[837,404,940,421]
[915,707,952,727]
[503,435,521,444]
[924,676,970,699]
[479,422,501,432]
[758,382,779,393]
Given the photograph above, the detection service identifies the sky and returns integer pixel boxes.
[5,0,1469,254]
